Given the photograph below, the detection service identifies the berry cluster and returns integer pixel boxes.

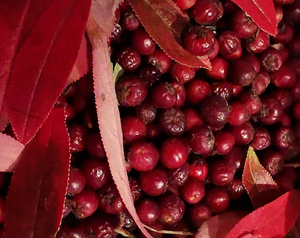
[55,0,300,237]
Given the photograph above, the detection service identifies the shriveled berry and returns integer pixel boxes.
[158,107,187,136]
[189,126,215,155]
[273,126,295,149]
[218,31,242,60]
[116,75,148,107]
[211,81,233,101]
[135,99,157,124]
[168,162,190,187]
[257,96,284,125]
[98,181,125,214]
[200,94,230,130]
[116,46,141,72]
[251,127,271,151]
[261,149,284,176]
[158,192,185,225]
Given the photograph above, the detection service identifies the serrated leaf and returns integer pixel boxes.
[226,190,300,238]
[242,146,281,209]
[127,0,211,69]
[0,133,24,172]
[231,0,277,36]
[4,107,70,238]
[67,35,90,84]
[87,1,152,237]
[5,0,91,144]
[195,211,248,238]
[0,0,62,120]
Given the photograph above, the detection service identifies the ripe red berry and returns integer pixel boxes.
[160,137,190,169]
[127,140,159,172]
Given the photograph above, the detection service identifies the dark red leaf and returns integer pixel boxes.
[67,35,89,84]
[5,0,91,144]
[242,146,281,209]
[226,190,300,238]
[127,0,211,69]
[87,1,152,237]
[4,107,70,238]
[231,0,277,36]
[195,211,248,238]
[0,133,24,172]
[0,0,61,119]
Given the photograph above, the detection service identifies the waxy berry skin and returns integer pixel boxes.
[160,137,190,169]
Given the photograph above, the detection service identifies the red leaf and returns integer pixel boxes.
[67,35,90,84]
[4,107,70,238]
[242,146,281,209]
[0,115,9,132]
[87,1,152,237]
[195,211,248,238]
[231,0,277,36]
[0,0,61,118]
[5,0,91,144]
[0,133,24,172]
[225,190,300,238]
[127,0,211,69]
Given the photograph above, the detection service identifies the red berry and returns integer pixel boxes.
[158,107,187,136]
[190,0,223,25]
[160,137,190,169]
[98,181,125,214]
[205,187,230,214]
[121,116,147,144]
[189,157,209,181]
[139,167,168,196]
[209,160,235,186]
[151,82,177,109]
[132,27,156,55]
[127,140,159,172]
[184,26,216,56]
[116,75,148,107]
[180,178,205,204]
[72,189,99,218]
[189,126,215,156]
